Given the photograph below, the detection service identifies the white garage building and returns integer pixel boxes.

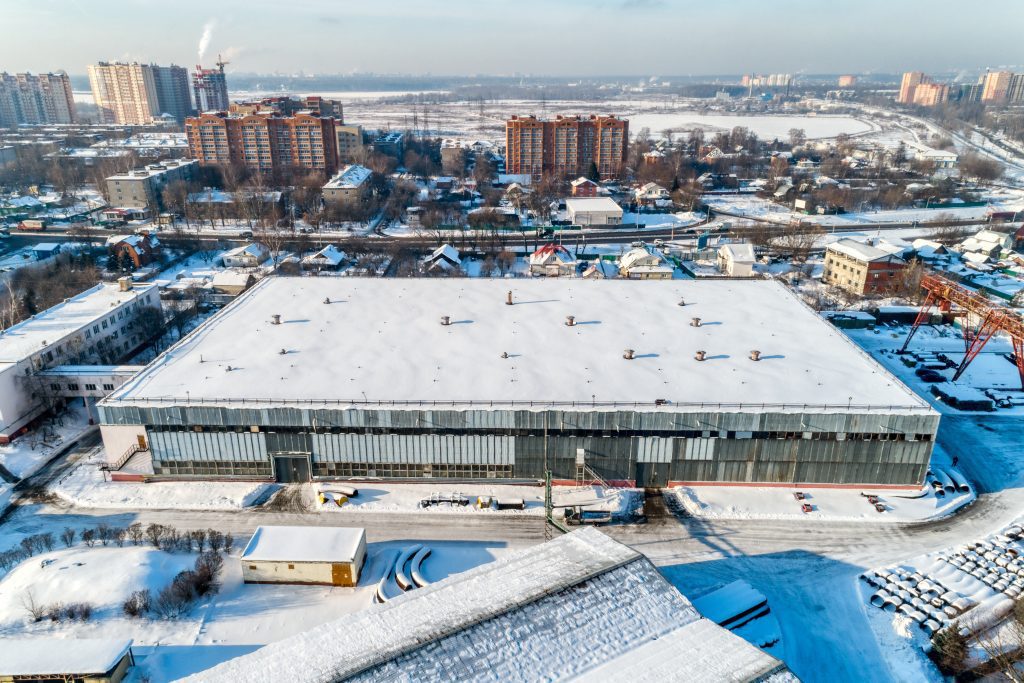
[565,197,623,226]
[241,526,367,587]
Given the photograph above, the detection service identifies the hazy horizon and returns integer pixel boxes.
[2,0,1023,77]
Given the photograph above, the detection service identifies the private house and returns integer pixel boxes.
[106,234,159,269]
[619,246,673,280]
[423,244,462,273]
[529,244,576,277]
[570,177,599,197]
[301,245,347,273]
[717,243,757,277]
[222,243,269,269]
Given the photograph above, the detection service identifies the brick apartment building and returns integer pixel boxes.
[505,115,628,180]
[822,239,907,295]
[185,111,339,175]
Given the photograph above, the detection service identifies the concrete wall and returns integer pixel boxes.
[242,544,364,586]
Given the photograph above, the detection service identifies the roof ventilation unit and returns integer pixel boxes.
[441,315,451,326]
[506,290,513,306]
[566,315,576,327]
[750,350,762,361]
[695,350,707,361]
[677,298,686,307]
[623,349,635,360]
[691,317,702,327]
[271,314,281,325]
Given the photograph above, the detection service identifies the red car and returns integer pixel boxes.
[801,503,813,513]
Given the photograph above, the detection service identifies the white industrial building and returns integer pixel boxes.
[185,529,792,682]
[241,526,366,587]
[0,280,157,442]
[565,197,623,226]
[98,277,937,487]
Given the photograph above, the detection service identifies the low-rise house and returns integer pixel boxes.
[634,182,671,207]
[529,244,576,277]
[186,188,284,220]
[717,242,756,277]
[423,244,462,273]
[565,197,622,226]
[581,259,619,279]
[301,245,347,273]
[222,243,269,268]
[30,242,62,260]
[911,238,949,261]
[958,229,1013,259]
[106,234,159,269]
[570,177,599,197]
[619,246,673,280]
[241,526,366,587]
[323,164,372,206]
[822,239,907,295]
[210,270,256,296]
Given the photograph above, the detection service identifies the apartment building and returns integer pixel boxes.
[105,159,198,210]
[0,280,158,442]
[440,139,466,175]
[0,72,76,126]
[193,61,229,113]
[228,96,343,119]
[185,111,338,174]
[822,239,907,295]
[981,71,1014,103]
[897,72,925,104]
[336,124,364,164]
[322,164,372,205]
[912,82,949,106]
[505,115,629,180]
[89,62,192,124]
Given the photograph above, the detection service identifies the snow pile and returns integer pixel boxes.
[670,483,972,523]
[0,405,94,480]
[50,459,272,511]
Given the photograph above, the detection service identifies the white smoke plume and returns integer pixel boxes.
[198,20,216,64]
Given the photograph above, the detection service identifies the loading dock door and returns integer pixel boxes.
[274,456,310,483]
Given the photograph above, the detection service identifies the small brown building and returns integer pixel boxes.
[823,239,907,295]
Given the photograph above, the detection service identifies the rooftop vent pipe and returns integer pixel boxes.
[441,315,451,326]
[271,314,281,325]
[691,317,702,327]
[501,351,509,359]
[750,350,762,361]
[279,348,287,355]
[677,298,686,307]
[566,315,576,326]
[323,297,331,304]
[623,349,635,360]
[506,290,513,306]
[695,350,707,361]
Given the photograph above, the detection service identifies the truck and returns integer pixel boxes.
[19,219,47,231]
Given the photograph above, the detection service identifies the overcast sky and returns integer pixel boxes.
[2,0,1021,77]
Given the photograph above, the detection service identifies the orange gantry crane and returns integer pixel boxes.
[900,274,1024,389]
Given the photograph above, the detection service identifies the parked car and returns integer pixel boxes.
[239,230,253,239]
[916,369,944,383]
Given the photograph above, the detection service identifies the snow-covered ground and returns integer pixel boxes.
[315,482,642,520]
[50,458,273,511]
[0,539,512,681]
[670,482,973,524]
[0,404,94,480]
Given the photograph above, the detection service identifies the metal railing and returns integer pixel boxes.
[103,395,934,413]
[100,443,142,472]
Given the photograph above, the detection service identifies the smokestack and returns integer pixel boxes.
[750,350,762,361]
[566,315,576,326]
[271,314,281,325]
[695,350,707,361]
[623,349,635,360]
[691,317,702,327]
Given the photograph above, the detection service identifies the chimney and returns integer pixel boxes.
[623,349,635,360]
[566,315,576,326]
[750,350,762,361]
[691,317,702,327]
[117,276,132,292]
[506,290,513,306]
[695,350,707,361]
[441,315,451,326]
[271,314,281,325]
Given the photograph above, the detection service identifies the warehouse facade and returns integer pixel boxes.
[98,278,938,488]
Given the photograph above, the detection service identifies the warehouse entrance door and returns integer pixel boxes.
[634,463,666,487]
[274,456,310,483]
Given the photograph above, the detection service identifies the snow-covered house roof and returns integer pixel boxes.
[0,639,132,677]
[210,270,255,289]
[223,243,268,260]
[827,239,904,264]
[324,164,372,190]
[302,245,346,267]
[242,526,365,564]
[529,243,574,266]
[620,246,665,271]
[425,244,461,271]
[184,529,788,683]
[958,229,1011,255]
[635,182,670,200]
[582,260,619,279]
[718,242,756,264]
[570,177,597,188]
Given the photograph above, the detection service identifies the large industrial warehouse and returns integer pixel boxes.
[98,277,938,488]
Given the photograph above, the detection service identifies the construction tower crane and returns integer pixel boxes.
[900,273,1024,389]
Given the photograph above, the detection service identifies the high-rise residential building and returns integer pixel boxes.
[981,70,1014,103]
[192,60,230,113]
[898,72,925,104]
[185,111,339,175]
[505,115,628,180]
[228,95,343,119]
[837,75,857,87]
[0,72,76,126]
[88,62,191,125]
[1008,73,1024,104]
[336,124,364,164]
[912,82,950,107]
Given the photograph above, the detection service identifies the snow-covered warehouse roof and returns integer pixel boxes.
[0,638,132,677]
[183,529,789,683]
[105,277,931,412]
[242,526,365,564]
